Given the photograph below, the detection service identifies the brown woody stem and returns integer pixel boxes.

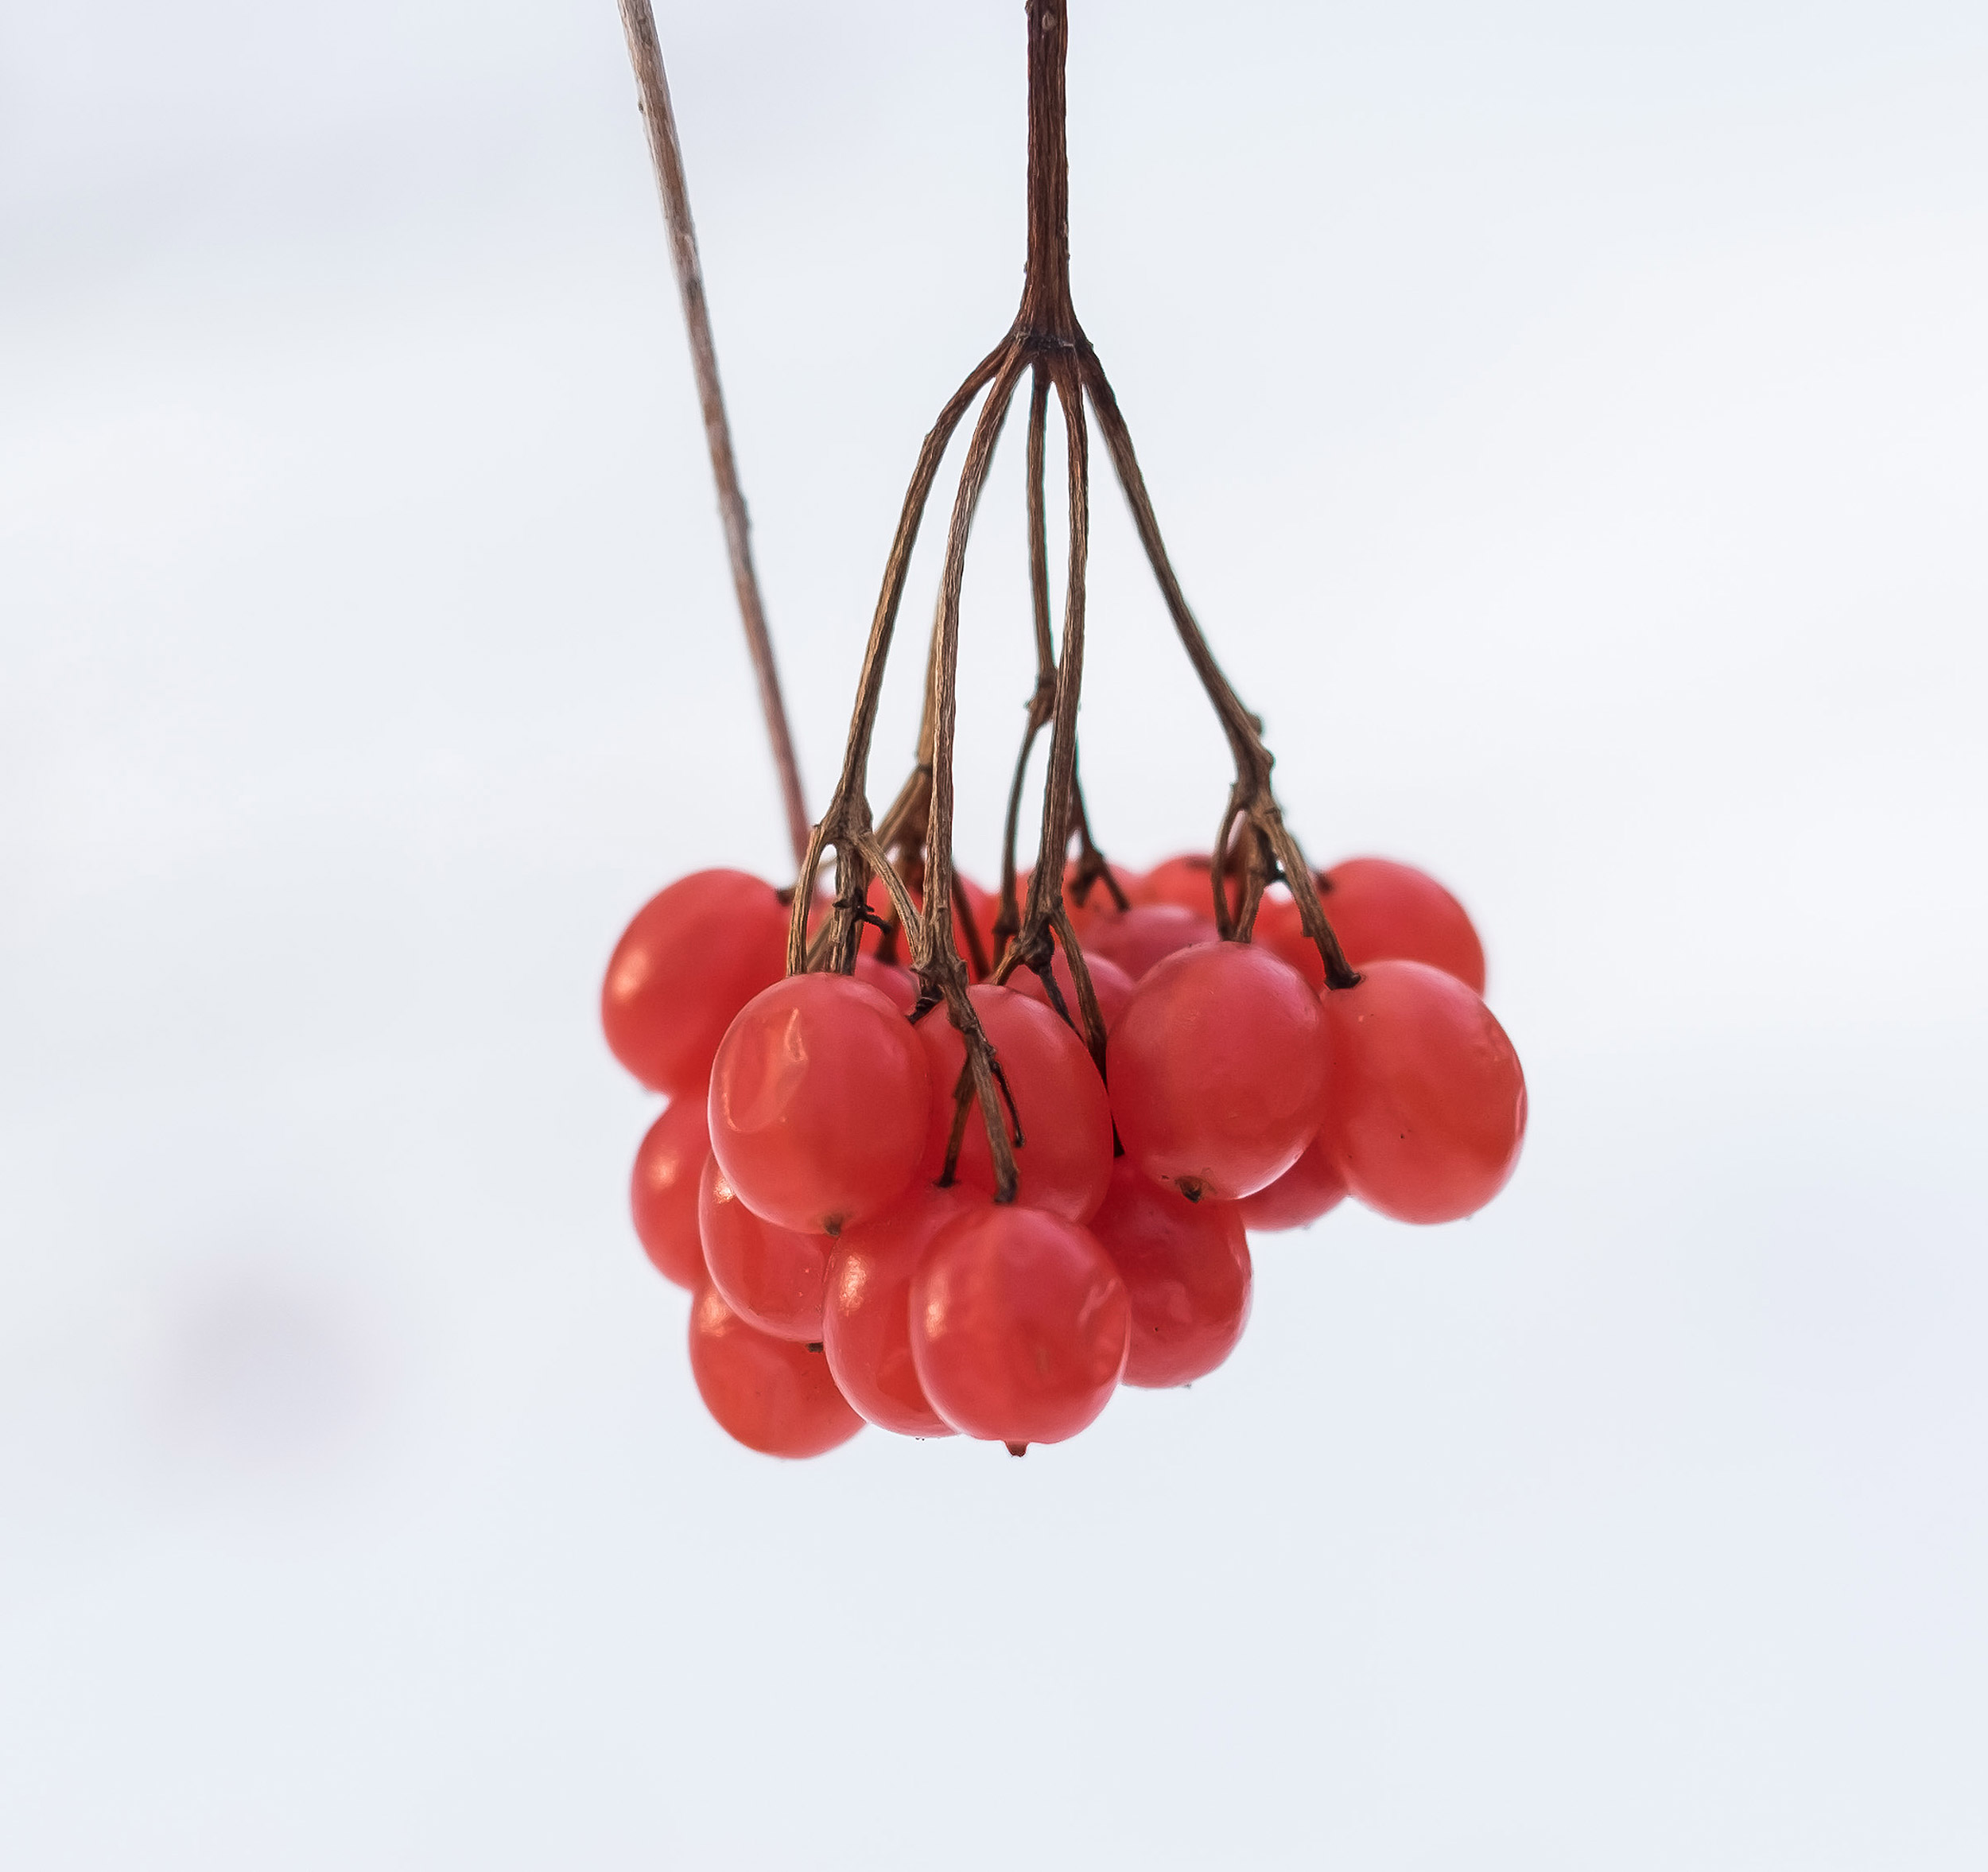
[784,338,1013,977]
[1019,1,1079,347]
[616,0,810,868]
[994,368,1060,953]
[915,351,1031,1201]
[1004,362,1109,1064]
[789,0,1364,1221]
[1081,353,1358,988]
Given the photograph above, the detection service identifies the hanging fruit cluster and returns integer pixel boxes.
[605,848,1523,1458]
[605,1,1525,1458]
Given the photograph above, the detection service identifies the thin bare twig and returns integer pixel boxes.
[914,351,1031,1201]
[993,368,1059,952]
[784,338,1013,977]
[1082,356,1357,986]
[1023,364,1109,1068]
[616,0,810,868]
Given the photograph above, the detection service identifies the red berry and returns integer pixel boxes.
[1007,945,1135,1035]
[629,1101,709,1289]
[688,1282,863,1458]
[708,973,930,1235]
[1086,1157,1252,1388]
[913,984,1112,1222]
[602,869,790,1096]
[1260,856,1485,995]
[1110,940,1327,1200]
[1133,852,1238,924]
[1254,904,1323,987]
[1083,903,1219,979]
[822,1183,977,1437]
[854,953,917,1012]
[909,1206,1129,1445]
[1057,860,1144,934]
[698,1154,831,1342]
[1320,959,1525,1223]
[1236,1134,1348,1233]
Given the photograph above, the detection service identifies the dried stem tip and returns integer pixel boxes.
[617,0,811,869]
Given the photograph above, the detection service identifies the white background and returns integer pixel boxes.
[4,2,1985,1865]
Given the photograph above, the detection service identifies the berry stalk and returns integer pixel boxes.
[794,0,1358,1189]
[992,367,1061,955]
[1081,361,1358,987]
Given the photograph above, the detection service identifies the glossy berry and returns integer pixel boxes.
[698,1154,832,1342]
[1320,958,1525,1223]
[914,985,1112,1222]
[1236,1133,1348,1233]
[602,869,790,1096]
[1135,853,1238,925]
[854,953,917,1012]
[910,1205,1129,1446]
[822,1182,977,1436]
[1007,945,1135,1036]
[1111,940,1327,1200]
[1260,857,1485,995]
[708,973,930,1235]
[1056,860,1143,933]
[1086,1157,1252,1388]
[1083,903,1220,979]
[688,1282,863,1458]
[629,1101,711,1288]
[1252,896,1325,987]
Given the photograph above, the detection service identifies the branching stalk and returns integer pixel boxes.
[788,0,1357,1200]
[1082,359,1357,986]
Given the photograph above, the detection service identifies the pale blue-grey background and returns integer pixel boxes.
[3,2,1985,1865]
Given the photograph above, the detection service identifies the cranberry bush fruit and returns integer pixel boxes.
[603,849,1523,1460]
[600,2,1525,1463]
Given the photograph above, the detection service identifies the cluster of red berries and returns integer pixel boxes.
[602,852,1525,1459]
